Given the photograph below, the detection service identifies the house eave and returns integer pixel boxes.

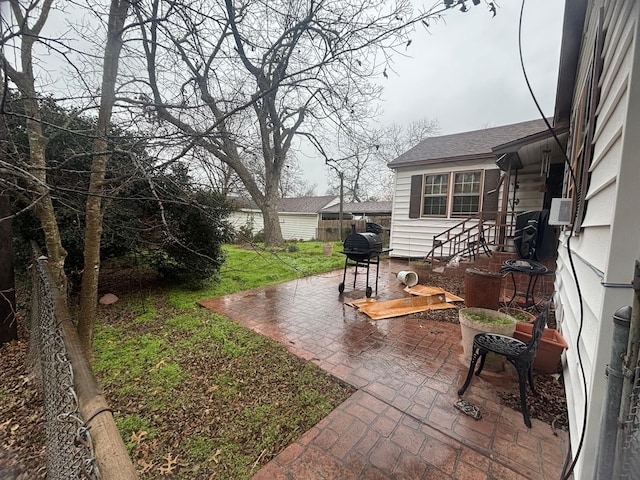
[388,153,495,170]
[553,0,588,127]
[491,125,570,155]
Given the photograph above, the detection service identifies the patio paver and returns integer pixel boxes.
[199,258,569,479]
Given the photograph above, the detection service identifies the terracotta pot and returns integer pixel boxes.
[513,322,569,374]
[464,268,502,310]
[459,308,518,372]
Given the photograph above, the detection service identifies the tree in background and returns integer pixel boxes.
[131,0,459,246]
[325,118,439,202]
[1,0,68,294]
[5,92,232,287]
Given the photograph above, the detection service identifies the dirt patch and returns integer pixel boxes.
[0,317,46,480]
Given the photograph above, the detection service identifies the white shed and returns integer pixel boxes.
[229,195,339,241]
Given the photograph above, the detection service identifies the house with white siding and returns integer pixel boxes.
[551,0,640,477]
[387,119,567,259]
[229,195,339,241]
[389,0,640,475]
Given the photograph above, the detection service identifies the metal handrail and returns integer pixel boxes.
[424,211,515,262]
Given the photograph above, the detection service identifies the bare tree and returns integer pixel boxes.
[325,117,439,201]
[1,0,133,354]
[1,0,68,293]
[279,156,317,198]
[130,0,455,246]
[77,0,131,358]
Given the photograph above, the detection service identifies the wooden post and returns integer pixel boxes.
[43,264,137,479]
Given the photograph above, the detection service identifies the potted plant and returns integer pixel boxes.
[498,306,536,323]
[458,308,518,372]
[513,322,569,374]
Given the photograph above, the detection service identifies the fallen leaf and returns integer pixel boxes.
[159,453,179,475]
[209,449,222,464]
[138,459,154,474]
[150,359,166,372]
[131,430,148,447]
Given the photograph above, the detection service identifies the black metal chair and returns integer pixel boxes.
[457,303,551,428]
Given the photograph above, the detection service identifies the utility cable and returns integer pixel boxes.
[517,1,588,479]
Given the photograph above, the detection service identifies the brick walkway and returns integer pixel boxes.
[199,259,569,479]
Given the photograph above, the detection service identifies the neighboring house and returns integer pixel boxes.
[320,200,393,221]
[387,119,567,259]
[551,1,640,477]
[319,200,393,242]
[229,195,339,241]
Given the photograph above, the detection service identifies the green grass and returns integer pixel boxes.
[167,242,344,309]
[93,241,355,479]
[462,312,516,325]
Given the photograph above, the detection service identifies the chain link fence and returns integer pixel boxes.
[29,254,99,479]
[618,356,640,480]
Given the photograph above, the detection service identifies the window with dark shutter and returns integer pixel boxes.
[567,8,604,232]
[424,173,450,216]
[451,172,480,215]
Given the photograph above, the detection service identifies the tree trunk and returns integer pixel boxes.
[77,0,130,358]
[0,196,17,345]
[23,96,68,295]
[0,87,17,344]
[261,203,284,247]
[4,0,67,295]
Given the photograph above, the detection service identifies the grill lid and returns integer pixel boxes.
[343,230,382,254]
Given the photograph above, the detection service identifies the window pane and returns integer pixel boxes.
[453,172,480,194]
[422,173,449,216]
[452,195,479,214]
[452,171,481,214]
[424,196,447,216]
[425,174,448,195]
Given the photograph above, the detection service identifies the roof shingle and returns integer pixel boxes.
[387,119,550,168]
[230,195,338,213]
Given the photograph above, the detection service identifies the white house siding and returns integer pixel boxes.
[277,213,319,240]
[228,210,319,240]
[509,163,545,213]
[229,211,265,233]
[389,158,499,258]
[554,1,640,477]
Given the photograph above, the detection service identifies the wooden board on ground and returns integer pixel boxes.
[404,285,465,303]
[346,293,457,320]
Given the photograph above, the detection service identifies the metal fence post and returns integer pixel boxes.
[613,260,640,479]
[596,306,631,479]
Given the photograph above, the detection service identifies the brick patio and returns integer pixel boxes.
[200,258,569,479]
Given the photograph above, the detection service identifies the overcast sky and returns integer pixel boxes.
[307,0,566,195]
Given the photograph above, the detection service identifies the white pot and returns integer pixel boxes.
[397,270,419,287]
[459,308,517,372]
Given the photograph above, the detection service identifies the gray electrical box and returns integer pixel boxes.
[549,198,572,225]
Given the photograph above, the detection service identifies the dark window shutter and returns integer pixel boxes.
[408,175,423,218]
[573,8,604,233]
[481,169,501,220]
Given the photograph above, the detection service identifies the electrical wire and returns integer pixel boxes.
[517,1,588,479]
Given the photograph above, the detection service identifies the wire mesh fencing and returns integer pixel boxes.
[29,254,99,480]
[618,357,640,480]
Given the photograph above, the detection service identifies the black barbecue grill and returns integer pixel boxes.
[338,223,392,297]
